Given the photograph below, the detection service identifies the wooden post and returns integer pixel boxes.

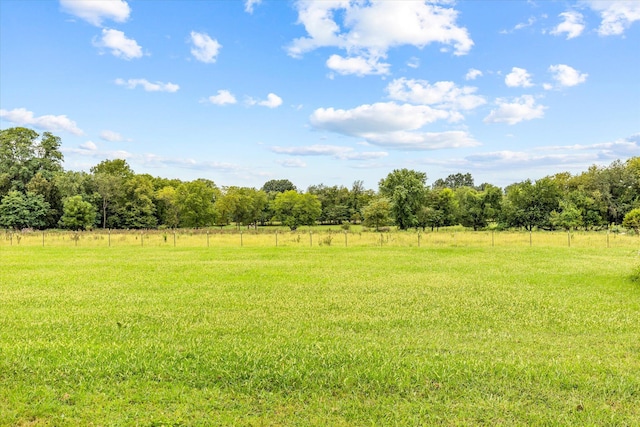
[309,230,312,247]
[240,231,243,247]
[418,232,421,247]
[42,231,45,247]
[344,231,347,247]
[568,231,571,248]
[607,229,610,248]
[275,230,278,247]
[380,233,383,247]
[529,230,532,247]
[173,231,176,247]
[108,229,111,247]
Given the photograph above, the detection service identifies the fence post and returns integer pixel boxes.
[42,231,45,247]
[345,231,348,247]
[568,231,571,248]
[275,230,278,247]
[309,230,313,247]
[380,232,383,247]
[418,232,421,247]
[607,228,610,248]
[240,231,243,247]
[174,230,176,247]
[529,230,532,247]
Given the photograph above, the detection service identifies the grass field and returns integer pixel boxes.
[1,245,639,425]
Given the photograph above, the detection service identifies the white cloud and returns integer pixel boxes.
[270,144,388,160]
[584,1,640,36]
[115,78,179,92]
[548,64,588,87]
[100,130,126,142]
[189,31,221,63]
[551,11,585,39]
[247,93,283,108]
[277,158,307,168]
[484,95,546,125]
[309,102,479,150]
[465,68,483,81]
[0,107,84,135]
[386,78,486,111]
[288,1,473,76]
[326,54,390,76]
[245,0,262,14]
[311,102,453,135]
[362,130,480,150]
[505,67,534,88]
[93,28,143,60]
[207,90,237,105]
[79,141,98,151]
[60,0,130,27]
[407,57,420,69]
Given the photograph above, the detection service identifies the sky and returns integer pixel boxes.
[1,0,638,190]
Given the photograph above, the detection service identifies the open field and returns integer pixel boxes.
[2,228,638,250]
[1,245,639,425]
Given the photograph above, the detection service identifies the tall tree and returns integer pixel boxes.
[90,159,134,228]
[0,191,50,230]
[59,195,96,230]
[379,169,427,230]
[273,190,322,230]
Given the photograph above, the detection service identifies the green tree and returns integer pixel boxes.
[501,178,561,230]
[0,127,63,197]
[117,174,157,229]
[175,180,219,227]
[261,179,296,194]
[622,208,640,233]
[432,172,474,190]
[155,185,180,228]
[59,195,96,230]
[0,191,50,230]
[90,159,134,228]
[362,197,392,231]
[379,168,427,230]
[273,190,322,230]
[216,186,267,228]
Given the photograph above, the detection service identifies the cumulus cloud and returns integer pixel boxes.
[245,0,262,14]
[100,130,127,142]
[93,28,143,60]
[0,107,84,135]
[189,31,221,63]
[288,1,473,76]
[551,11,585,39]
[79,141,98,151]
[115,78,179,92]
[247,93,283,108]
[60,0,130,26]
[547,64,588,88]
[309,102,479,150]
[584,0,640,36]
[505,67,533,88]
[386,78,486,111]
[465,68,483,81]
[270,144,388,160]
[326,54,390,76]
[484,95,546,125]
[207,90,237,105]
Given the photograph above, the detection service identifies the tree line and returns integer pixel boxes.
[1,127,639,232]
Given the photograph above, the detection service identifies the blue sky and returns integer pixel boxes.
[1,0,638,190]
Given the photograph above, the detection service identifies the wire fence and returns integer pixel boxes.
[1,228,638,249]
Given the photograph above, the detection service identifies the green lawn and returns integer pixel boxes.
[1,246,639,425]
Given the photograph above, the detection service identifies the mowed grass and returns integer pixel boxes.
[1,245,639,425]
